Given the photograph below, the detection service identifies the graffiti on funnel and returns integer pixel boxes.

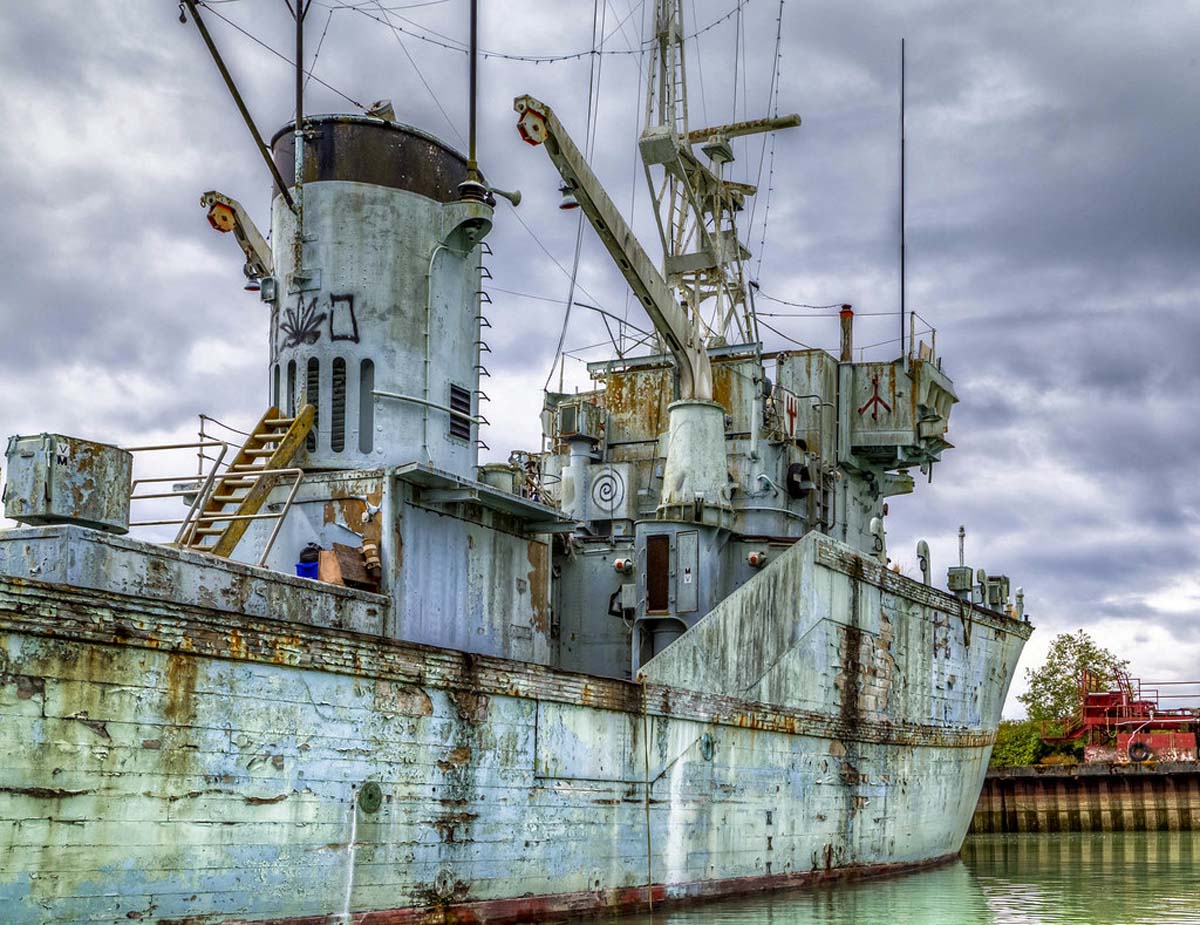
[279,294,361,348]
[280,297,326,348]
[328,294,359,343]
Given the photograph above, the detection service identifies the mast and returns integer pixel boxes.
[900,37,907,364]
[639,0,799,349]
[292,1,308,272]
[458,0,487,200]
[180,0,294,211]
[518,3,798,393]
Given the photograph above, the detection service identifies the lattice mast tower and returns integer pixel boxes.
[639,0,798,348]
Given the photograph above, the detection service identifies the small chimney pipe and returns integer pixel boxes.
[839,304,854,362]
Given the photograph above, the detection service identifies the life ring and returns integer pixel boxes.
[1128,741,1152,763]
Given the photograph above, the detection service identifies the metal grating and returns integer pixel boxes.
[449,384,471,440]
[331,358,346,453]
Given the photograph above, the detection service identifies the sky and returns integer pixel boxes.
[0,1,1198,716]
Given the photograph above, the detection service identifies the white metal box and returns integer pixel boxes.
[3,434,132,534]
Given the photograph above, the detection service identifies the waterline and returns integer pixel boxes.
[592,833,1200,924]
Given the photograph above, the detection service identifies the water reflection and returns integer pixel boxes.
[601,833,1200,924]
[966,833,1200,924]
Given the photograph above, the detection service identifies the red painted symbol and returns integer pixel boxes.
[785,394,798,435]
[857,375,892,421]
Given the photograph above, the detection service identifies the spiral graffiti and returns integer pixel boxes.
[590,467,626,515]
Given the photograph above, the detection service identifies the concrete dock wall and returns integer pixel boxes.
[972,764,1200,833]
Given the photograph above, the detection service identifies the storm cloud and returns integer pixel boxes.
[1,0,1197,713]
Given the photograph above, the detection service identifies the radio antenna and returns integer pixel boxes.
[900,37,907,365]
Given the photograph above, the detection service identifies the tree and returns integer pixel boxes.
[990,719,1046,767]
[1018,629,1129,725]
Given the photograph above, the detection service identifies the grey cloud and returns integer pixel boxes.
[2,0,1199,711]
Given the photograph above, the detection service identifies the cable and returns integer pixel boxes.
[304,8,335,93]
[731,0,742,119]
[758,310,899,318]
[369,0,464,144]
[545,0,609,391]
[489,289,653,338]
[603,0,645,51]
[314,0,450,9]
[690,0,709,126]
[756,292,845,310]
[504,203,607,311]
[332,0,751,64]
[622,0,649,342]
[756,317,813,349]
[198,2,367,109]
[747,0,784,255]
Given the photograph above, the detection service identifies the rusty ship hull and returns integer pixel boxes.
[0,525,1029,924]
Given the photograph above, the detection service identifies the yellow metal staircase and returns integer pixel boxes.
[183,405,315,558]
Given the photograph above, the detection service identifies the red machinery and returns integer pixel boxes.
[1044,670,1200,763]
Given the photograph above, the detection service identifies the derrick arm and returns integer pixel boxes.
[514,94,712,400]
[200,190,273,282]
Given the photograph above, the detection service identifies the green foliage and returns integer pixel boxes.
[1018,629,1129,724]
[990,719,1046,767]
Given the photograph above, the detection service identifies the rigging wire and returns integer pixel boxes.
[725,0,751,168]
[758,310,898,318]
[731,0,742,120]
[491,287,651,338]
[603,0,646,51]
[314,0,451,9]
[503,203,608,317]
[622,0,650,341]
[545,0,609,392]
[746,0,783,234]
[197,2,367,109]
[304,8,336,93]
[748,0,785,276]
[369,0,464,144]
[690,0,709,126]
[756,317,813,349]
[332,0,751,64]
[753,132,777,278]
[756,292,845,310]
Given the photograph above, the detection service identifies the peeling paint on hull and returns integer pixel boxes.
[0,533,1029,925]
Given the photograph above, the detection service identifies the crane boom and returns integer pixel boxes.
[514,94,712,401]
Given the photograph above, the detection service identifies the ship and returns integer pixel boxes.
[0,2,1031,922]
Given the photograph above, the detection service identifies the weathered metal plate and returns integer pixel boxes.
[270,115,477,203]
[3,434,131,534]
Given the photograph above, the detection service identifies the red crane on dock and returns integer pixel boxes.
[1044,670,1200,763]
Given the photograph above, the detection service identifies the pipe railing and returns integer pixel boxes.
[127,441,304,567]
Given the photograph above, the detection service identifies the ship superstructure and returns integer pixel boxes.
[0,3,1030,923]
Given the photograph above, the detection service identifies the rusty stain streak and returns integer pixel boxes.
[527,541,550,635]
[0,786,95,799]
[12,675,45,700]
[163,652,199,726]
[436,745,473,771]
[69,713,111,741]
[449,689,489,724]
[425,810,479,843]
[243,793,290,805]
[160,788,227,803]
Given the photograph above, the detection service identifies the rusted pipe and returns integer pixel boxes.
[839,304,854,362]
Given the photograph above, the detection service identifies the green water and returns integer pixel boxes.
[614,834,1200,924]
